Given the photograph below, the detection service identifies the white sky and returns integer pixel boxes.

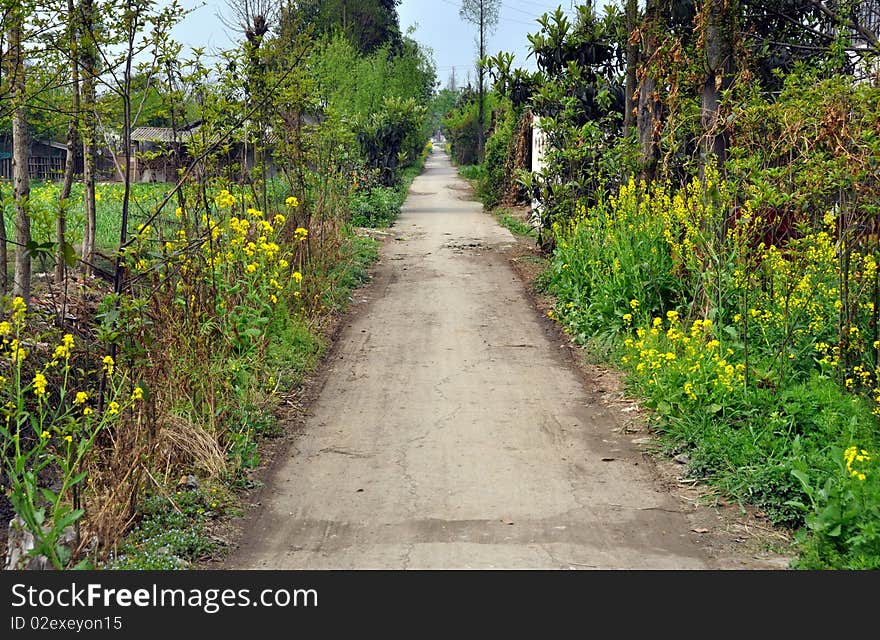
[170,1,586,86]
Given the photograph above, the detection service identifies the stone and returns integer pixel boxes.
[178,474,199,491]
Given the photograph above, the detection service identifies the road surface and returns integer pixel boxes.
[226,148,784,569]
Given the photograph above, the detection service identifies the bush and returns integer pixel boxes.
[546,168,880,568]
[479,106,517,208]
[350,186,402,227]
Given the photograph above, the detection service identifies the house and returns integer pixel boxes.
[129,122,202,183]
[0,137,69,181]
[0,132,119,182]
[130,121,289,183]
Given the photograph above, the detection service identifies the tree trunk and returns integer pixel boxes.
[637,0,663,179]
[477,0,486,162]
[114,27,135,300]
[80,0,97,276]
[10,15,31,300]
[700,0,735,166]
[624,0,638,132]
[0,180,7,294]
[57,0,81,286]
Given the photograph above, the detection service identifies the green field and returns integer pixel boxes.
[0,181,176,254]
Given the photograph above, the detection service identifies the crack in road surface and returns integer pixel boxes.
[225,148,786,570]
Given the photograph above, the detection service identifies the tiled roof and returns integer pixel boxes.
[130,126,197,143]
[131,124,284,145]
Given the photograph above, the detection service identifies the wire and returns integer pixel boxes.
[436,0,538,27]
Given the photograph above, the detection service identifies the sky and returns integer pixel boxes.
[397,1,579,85]
[169,1,581,86]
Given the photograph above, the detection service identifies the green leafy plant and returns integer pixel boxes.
[1,296,143,568]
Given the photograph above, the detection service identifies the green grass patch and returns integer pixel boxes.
[105,490,221,570]
[495,209,536,238]
[457,164,485,181]
[350,160,425,228]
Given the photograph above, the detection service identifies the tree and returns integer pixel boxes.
[223,0,277,209]
[636,0,663,179]
[79,0,97,277]
[8,3,31,299]
[0,1,12,294]
[699,0,736,166]
[460,0,499,163]
[623,0,638,132]
[57,0,81,286]
[292,0,402,55]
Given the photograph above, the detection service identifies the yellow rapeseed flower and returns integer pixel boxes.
[11,296,27,324]
[214,190,236,208]
[9,339,27,364]
[286,196,299,208]
[132,386,144,401]
[102,355,115,375]
[32,373,48,397]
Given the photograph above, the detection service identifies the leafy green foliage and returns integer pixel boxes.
[311,34,433,186]
[105,491,220,570]
[289,0,403,55]
[350,186,402,227]
[443,89,498,166]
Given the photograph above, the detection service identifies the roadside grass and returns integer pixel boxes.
[100,224,381,570]
[105,490,222,570]
[457,164,485,182]
[543,175,880,569]
[494,208,536,238]
[351,152,429,228]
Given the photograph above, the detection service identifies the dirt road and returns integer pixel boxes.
[226,148,787,569]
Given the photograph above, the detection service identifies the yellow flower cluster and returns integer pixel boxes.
[52,334,75,362]
[11,296,26,324]
[32,373,48,397]
[215,189,236,208]
[624,313,744,401]
[844,446,871,481]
